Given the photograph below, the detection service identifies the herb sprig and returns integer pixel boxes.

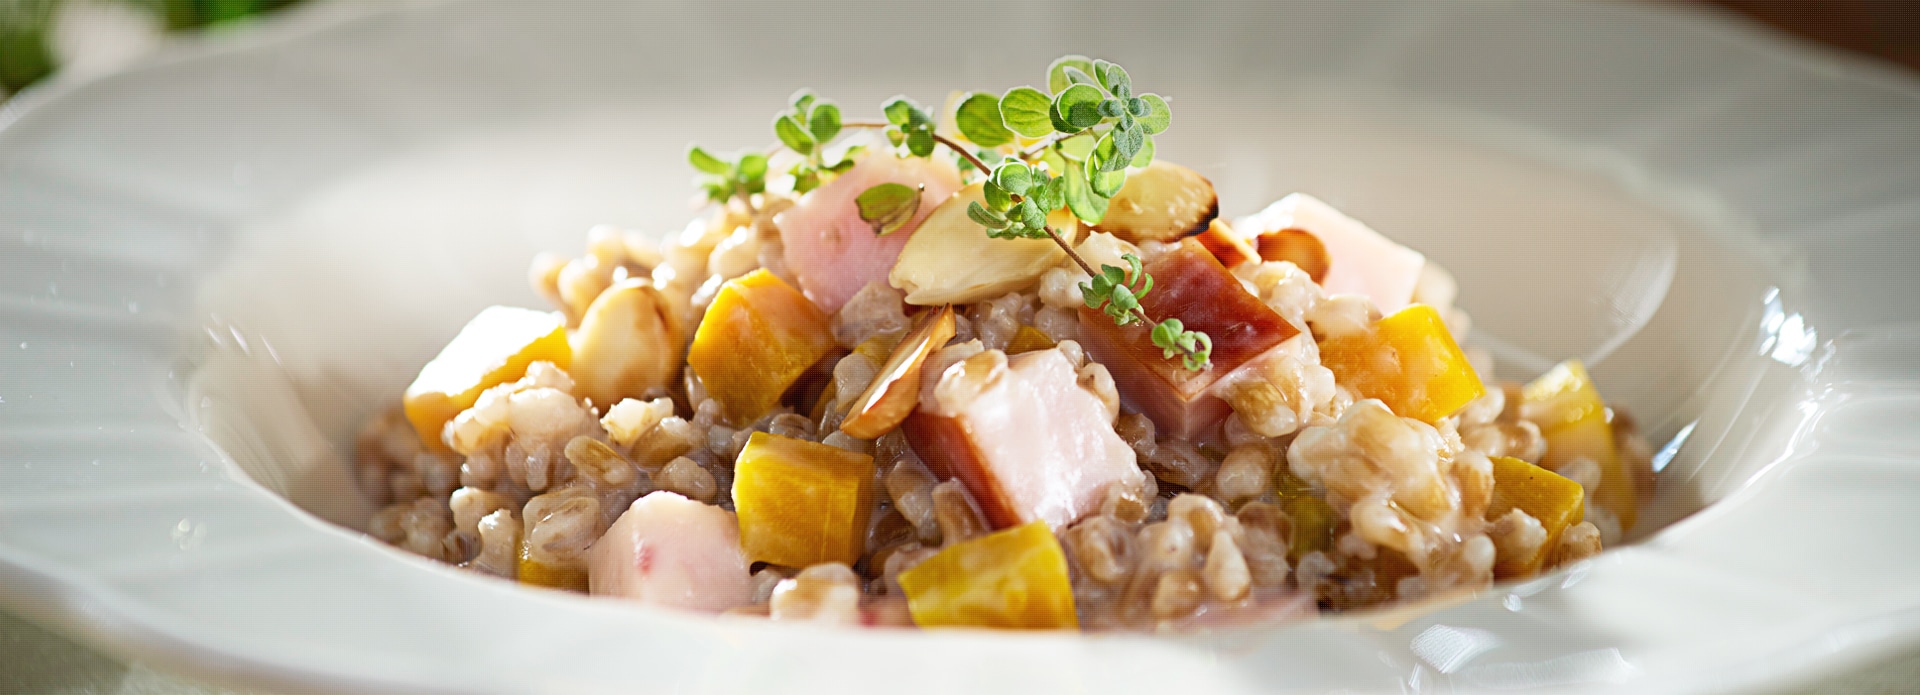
[686,55,1209,371]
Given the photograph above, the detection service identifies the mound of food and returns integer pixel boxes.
[355,56,1654,631]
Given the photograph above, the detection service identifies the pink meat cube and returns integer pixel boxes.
[1236,193,1426,313]
[775,150,963,313]
[905,347,1143,530]
[587,491,752,613]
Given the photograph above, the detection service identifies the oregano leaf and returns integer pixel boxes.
[855,183,921,236]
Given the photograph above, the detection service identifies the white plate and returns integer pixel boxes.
[4,0,1919,692]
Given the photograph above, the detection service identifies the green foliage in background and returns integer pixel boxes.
[0,0,304,95]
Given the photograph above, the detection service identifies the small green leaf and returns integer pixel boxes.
[999,87,1054,138]
[955,92,1014,148]
[1056,133,1096,161]
[1113,121,1146,163]
[687,146,731,176]
[1064,161,1108,224]
[791,89,816,113]
[967,201,1008,229]
[1131,135,1155,168]
[1090,131,1127,174]
[775,114,815,155]
[1092,168,1126,199]
[983,180,1013,210]
[1030,173,1065,212]
[1138,94,1171,134]
[856,183,921,236]
[905,127,935,157]
[737,153,768,180]
[993,162,1032,196]
[1049,100,1079,134]
[1047,55,1095,94]
[883,97,916,126]
[1095,60,1130,96]
[808,102,841,144]
[1054,84,1105,129]
[1062,66,1098,88]
[794,168,821,194]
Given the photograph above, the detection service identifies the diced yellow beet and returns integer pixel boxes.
[1005,325,1056,355]
[1487,455,1585,579]
[404,306,570,451]
[518,537,588,591]
[688,270,837,425]
[1523,360,1635,530]
[897,521,1078,630]
[1318,304,1485,423]
[732,432,877,567]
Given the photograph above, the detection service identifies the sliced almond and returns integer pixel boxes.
[1091,161,1218,244]
[889,184,1078,306]
[840,305,958,439]
[1256,228,1331,284]
[1194,218,1257,269]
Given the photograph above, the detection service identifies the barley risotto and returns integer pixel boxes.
[354,56,1652,631]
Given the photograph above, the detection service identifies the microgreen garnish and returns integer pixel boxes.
[687,146,768,208]
[776,90,860,194]
[855,182,922,236]
[685,55,1209,371]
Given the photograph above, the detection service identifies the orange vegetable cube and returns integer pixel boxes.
[1487,455,1585,579]
[732,432,877,567]
[1318,304,1485,423]
[404,306,570,451]
[1523,360,1635,530]
[897,521,1078,630]
[688,270,837,425]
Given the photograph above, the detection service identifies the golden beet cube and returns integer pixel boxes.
[688,270,837,425]
[1523,359,1635,530]
[732,432,877,567]
[898,521,1078,630]
[1487,455,1586,579]
[404,306,570,451]
[1318,304,1485,423]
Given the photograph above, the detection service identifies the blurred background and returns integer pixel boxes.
[0,0,1918,99]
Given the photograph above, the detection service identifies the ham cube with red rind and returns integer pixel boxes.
[1077,238,1300,441]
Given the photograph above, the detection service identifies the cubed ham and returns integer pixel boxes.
[1235,193,1425,313]
[587,491,752,613]
[904,347,1142,531]
[1077,239,1300,440]
[775,151,963,313]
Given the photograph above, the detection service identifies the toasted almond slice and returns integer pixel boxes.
[1091,161,1219,244]
[840,305,958,439]
[1256,228,1331,284]
[1195,219,1258,269]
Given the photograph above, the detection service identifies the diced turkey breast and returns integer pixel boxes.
[775,151,963,313]
[905,347,1142,530]
[1236,193,1425,313]
[587,491,752,613]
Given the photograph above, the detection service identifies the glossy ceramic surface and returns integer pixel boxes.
[3,0,1919,692]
